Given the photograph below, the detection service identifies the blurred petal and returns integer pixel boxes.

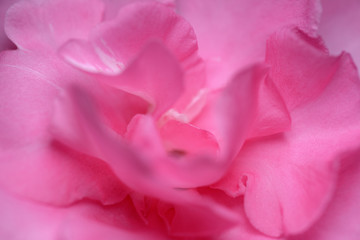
[176,0,321,88]
[102,0,174,20]
[319,0,360,68]
[5,0,104,52]
[0,189,162,240]
[104,41,184,118]
[60,2,198,75]
[0,50,127,206]
[54,86,240,237]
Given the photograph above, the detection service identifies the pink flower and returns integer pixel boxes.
[0,0,359,239]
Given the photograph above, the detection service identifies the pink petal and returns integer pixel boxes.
[100,41,184,119]
[0,189,163,240]
[193,64,284,159]
[0,0,16,51]
[266,28,338,110]
[60,2,198,75]
[175,0,321,89]
[288,151,360,240]
[319,0,360,68]
[102,0,175,20]
[55,86,240,237]
[249,74,291,138]
[5,0,104,52]
[159,119,219,157]
[213,29,360,237]
[0,50,127,206]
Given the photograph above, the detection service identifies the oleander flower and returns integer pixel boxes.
[0,0,359,239]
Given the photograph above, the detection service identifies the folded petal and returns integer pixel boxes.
[288,150,360,240]
[53,86,240,237]
[266,28,338,110]
[193,64,289,159]
[176,0,321,88]
[319,0,360,68]
[213,29,360,237]
[103,41,184,118]
[60,2,198,75]
[5,0,104,52]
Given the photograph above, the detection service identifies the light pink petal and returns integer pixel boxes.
[0,189,163,240]
[5,0,104,52]
[319,0,360,68]
[101,41,184,118]
[213,29,360,237]
[60,2,198,75]
[289,151,360,240]
[0,50,127,206]
[0,0,16,51]
[175,0,321,89]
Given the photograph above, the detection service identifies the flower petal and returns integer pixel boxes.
[0,50,127,206]
[60,2,198,75]
[288,150,360,240]
[214,29,360,237]
[0,189,163,240]
[319,0,360,68]
[103,41,184,118]
[176,0,321,88]
[5,0,104,52]
[54,86,240,237]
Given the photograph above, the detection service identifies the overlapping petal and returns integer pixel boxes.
[175,0,321,89]
[213,29,360,237]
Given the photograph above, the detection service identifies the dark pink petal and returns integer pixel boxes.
[0,50,127,206]
[319,0,360,68]
[289,151,360,240]
[60,2,198,75]
[175,0,321,89]
[5,0,104,52]
[213,29,360,237]
[0,0,16,51]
